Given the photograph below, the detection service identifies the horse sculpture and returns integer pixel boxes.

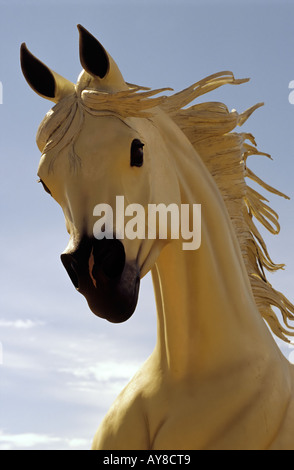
[21,25,294,450]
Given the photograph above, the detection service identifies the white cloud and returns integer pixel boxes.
[0,432,61,449]
[58,360,142,400]
[60,360,141,383]
[0,319,44,329]
[0,431,90,450]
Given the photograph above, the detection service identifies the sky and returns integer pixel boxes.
[1,0,294,450]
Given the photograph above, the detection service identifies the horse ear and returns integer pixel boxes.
[77,24,110,79]
[77,24,127,91]
[20,43,75,103]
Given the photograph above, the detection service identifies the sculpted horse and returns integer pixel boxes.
[21,25,294,450]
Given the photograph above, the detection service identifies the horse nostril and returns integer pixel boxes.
[61,238,126,292]
[61,254,79,289]
[101,251,125,279]
[93,239,126,280]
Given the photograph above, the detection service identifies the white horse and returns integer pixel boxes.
[21,25,294,450]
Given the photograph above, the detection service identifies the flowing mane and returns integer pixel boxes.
[37,69,294,342]
[161,71,294,343]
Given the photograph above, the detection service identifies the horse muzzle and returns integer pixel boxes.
[61,236,140,323]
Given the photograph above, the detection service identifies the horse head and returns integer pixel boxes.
[21,25,180,323]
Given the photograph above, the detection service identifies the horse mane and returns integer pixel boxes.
[161,71,294,343]
[37,70,294,342]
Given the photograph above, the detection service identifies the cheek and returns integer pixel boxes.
[121,167,151,207]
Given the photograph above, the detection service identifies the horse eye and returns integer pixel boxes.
[38,178,52,196]
[130,139,144,167]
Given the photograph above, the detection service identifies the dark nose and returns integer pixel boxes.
[61,237,126,291]
[60,236,139,323]
[92,238,126,280]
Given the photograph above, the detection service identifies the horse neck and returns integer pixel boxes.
[151,119,283,379]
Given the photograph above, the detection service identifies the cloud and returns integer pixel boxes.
[58,359,142,399]
[60,360,141,383]
[0,319,44,329]
[0,430,90,450]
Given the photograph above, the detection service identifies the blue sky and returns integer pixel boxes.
[1,0,294,450]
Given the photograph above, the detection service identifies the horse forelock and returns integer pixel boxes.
[36,79,171,170]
